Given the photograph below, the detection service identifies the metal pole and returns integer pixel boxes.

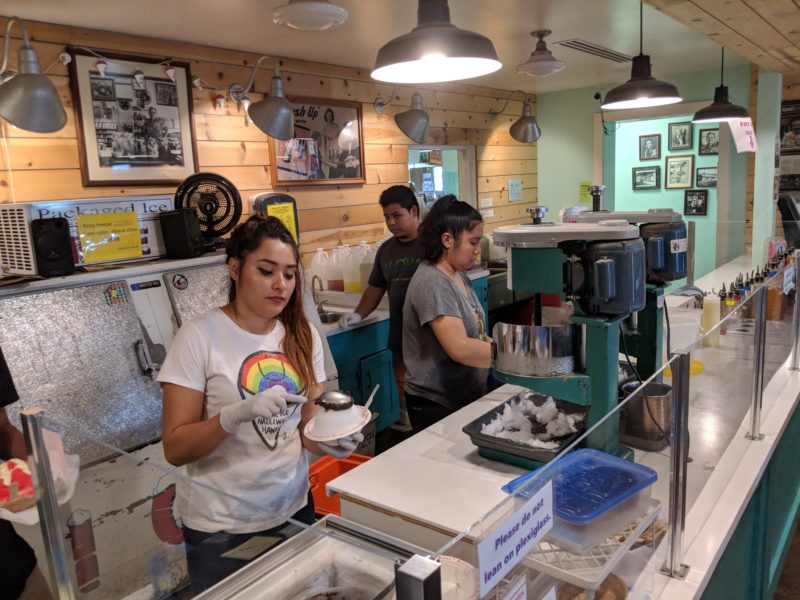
[686,221,696,286]
[791,252,800,371]
[747,285,767,441]
[661,351,690,579]
[20,408,76,600]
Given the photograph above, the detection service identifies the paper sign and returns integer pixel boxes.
[503,573,527,600]
[730,118,758,153]
[784,263,795,295]
[477,481,553,597]
[480,197,494,208]
[77,211,143,264]
[578,181,592,204]
[266,202,299,243]
[508,178,523,201]
[480,208,495,218]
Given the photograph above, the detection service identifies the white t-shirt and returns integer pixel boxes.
[157,308,326,533]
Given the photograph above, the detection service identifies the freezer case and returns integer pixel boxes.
[195,515,428,600]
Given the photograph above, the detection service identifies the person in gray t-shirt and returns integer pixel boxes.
[403,196,491,432]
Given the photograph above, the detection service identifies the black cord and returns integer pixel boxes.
[620,329,670,443]
[639,1,644,54]
[664,301,672,357]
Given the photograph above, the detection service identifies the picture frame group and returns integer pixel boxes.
[684,189,708,216]
[632,166,661,190]
[67,47,198,187]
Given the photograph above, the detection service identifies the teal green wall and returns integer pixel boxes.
[537,64,750,277]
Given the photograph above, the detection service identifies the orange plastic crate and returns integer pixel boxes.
[309,454,371,517]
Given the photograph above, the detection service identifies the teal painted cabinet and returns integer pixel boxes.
[326,319,400,431]
[472,275,489,322]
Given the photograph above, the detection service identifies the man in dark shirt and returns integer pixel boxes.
[0,347,50,599]
[338,185,424,430]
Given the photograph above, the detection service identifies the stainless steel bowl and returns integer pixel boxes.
[492,322,581,377]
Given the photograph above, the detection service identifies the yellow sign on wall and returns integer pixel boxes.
[578,182,592,204]
[76,212,143,264]
[267,202,299,243]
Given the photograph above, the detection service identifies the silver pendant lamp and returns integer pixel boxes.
[602,3,682,110]
[0,18,67,133]
[692,48,749,123]
[371,0,501,84]
[394,92,429,143]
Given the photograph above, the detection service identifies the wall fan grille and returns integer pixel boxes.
[0,204,37,275]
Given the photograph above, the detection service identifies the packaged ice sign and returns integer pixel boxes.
[477,481,553,597]
[730,118,758,153]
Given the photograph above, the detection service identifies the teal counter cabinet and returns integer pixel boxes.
[327,319,400,431]
[472,275,488,322]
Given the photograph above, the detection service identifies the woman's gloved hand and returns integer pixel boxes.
[219,386,306,433]
[317,432,364,459]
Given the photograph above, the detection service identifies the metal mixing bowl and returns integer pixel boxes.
[492,322,581,377]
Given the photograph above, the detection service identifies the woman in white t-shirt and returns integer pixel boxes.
[158,216,361,593]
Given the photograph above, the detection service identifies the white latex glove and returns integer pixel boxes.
[317,432,364,459]
[219,386,307,433]
[337,312,362,329]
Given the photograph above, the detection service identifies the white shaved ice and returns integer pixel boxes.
[480,394,582,448]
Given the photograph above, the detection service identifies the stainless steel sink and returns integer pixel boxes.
[318,311,341,324]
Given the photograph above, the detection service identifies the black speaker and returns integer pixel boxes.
[31,217,75,277]
[159,209,205,259]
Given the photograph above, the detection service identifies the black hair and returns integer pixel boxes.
[419,194,483,264]
[379,185,419,214]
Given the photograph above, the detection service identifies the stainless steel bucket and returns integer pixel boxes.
[620,381,672,440]
[491,322,580,377]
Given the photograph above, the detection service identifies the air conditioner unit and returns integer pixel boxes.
[0,203,37,276]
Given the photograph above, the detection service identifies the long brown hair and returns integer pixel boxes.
[225,216,316,392]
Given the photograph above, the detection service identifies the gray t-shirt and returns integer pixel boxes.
[368,237,425,355]
[403,262,488,410]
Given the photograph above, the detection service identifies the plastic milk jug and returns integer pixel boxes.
[308,248,329,289]
[344,242,367,293]
[327,247,346,291]
[360,243,376,292]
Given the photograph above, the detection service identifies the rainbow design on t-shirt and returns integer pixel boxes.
[239,351,303,396]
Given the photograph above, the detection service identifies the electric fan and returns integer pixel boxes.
[174,173,242,250]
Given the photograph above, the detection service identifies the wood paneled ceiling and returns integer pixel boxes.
[645,0,800,75]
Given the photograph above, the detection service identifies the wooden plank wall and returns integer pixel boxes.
[0,17,538,265]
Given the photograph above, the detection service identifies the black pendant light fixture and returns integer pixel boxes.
[602,2,682,110]
[692,48,750,123]
[371,0,501,84]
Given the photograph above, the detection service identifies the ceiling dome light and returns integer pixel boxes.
[602,4,681,110]
[692,48,750,123]
[272,0,348,31]
[517,30,566,77]
[372,0,501,84]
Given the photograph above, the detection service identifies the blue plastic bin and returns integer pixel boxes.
[503,448,657,525]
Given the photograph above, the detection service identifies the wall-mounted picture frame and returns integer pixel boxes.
[668,121,693,151]
[639,134,661,160]
[67,47,198,187]
[699,128,720,155]
[632,166,661,190]
[665,154,694,189]
[268,97,365,187]
[696,166,718,188]
[684,189,708,216]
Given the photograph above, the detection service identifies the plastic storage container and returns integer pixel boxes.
[308,248,329,289]
[504,449,657,523]
[327,246,347,291]
[309,454,371,517]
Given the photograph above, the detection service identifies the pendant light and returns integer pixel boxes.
[394,92,429,143]
[488,90,541,143]
[230,56,294,140]
[0,18,67,133]
[271,1,348,31]
[692,48,749,123]
[601,3,681,110]
[517,30,566,78]
[371,0,501,84]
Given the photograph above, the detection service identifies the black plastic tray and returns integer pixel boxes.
[462,391,587,464]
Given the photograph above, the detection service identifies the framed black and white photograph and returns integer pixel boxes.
[779,100,800,155]
[668,121,693,150]
[639,134,661,160]
[665,154,694,189]
[684,190,708,216]
[696,166,718,188]
[632,166,661,190]
[269,97,365,187]
[699,128,720,155]
[67,47,198,187]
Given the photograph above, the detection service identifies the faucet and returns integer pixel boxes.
[311,274,325,313]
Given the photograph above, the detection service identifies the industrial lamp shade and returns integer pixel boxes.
[371,0,501,83]
[394,92,429,143]
[509,102,541,143]
[602,55,682,110]
[0,45,67,133]
[692,86,749,123]
[247,74,294,140]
